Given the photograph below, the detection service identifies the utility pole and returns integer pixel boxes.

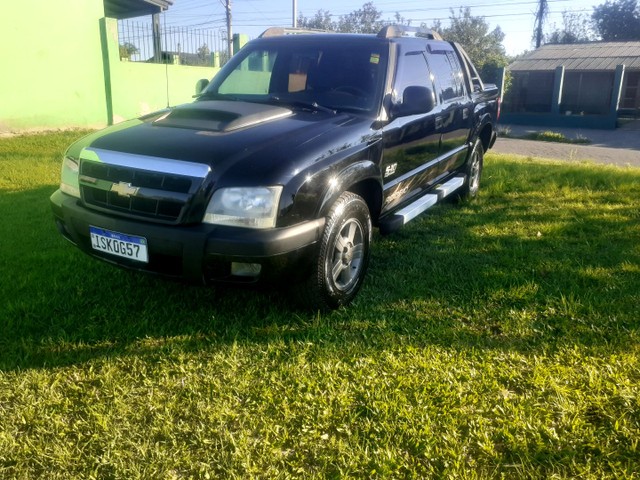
[293,0,297,28]
[152,13,162,63]
[533,0,548,48]
[224,0,232,59]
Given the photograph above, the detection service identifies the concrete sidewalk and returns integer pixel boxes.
[492,121,640,168]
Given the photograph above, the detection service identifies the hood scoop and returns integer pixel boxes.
[153,100,293,133]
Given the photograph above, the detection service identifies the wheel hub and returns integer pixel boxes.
[329,216,366,292]
[342,242,354,265]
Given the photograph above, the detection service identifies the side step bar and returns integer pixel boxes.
[379,176,465,235]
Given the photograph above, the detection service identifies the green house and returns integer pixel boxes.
[0,0,220,133]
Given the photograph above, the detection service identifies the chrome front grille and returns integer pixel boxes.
[78,148,211,224]
[81,162,193,193]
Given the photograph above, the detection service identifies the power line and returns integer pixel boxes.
[232,8,592,26]
[296,0,577,17]
[163,0,573,22]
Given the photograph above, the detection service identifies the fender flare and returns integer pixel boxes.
[469,115,494,152]
[316,160,383,219]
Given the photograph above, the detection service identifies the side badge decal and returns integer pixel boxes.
[384,163,398,178]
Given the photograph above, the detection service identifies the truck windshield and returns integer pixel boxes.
[202,41,387,114]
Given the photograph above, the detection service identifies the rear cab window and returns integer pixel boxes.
[425,42,467,103]
[390,39,468,106]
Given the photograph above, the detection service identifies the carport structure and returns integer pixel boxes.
[502,41,640,129]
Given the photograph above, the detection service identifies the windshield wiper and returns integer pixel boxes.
[268,96,336,114]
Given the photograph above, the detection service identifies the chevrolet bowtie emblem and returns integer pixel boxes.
[111,182,139,198]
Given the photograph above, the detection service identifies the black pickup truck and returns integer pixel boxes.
[50,25,499,309]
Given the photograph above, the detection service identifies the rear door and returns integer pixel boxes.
[424,42,473,175]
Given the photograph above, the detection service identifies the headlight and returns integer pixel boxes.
[203,186,283,228]
[60,156,80,198]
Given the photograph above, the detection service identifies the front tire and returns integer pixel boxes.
[301,192,372,310]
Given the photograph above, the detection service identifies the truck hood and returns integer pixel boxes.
[152,100,294,133]
[77,100,375,186]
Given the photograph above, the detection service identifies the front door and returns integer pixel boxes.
[381,46,442,215]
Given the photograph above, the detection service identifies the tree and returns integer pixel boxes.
[119,42,139,60]
[433,8,509,85]
[392,12,412,26]
[197,43,210,60]
[297,9,333,31]
[336,2,384,33]
[297,4,510,84]
[298,2,384,33]
[546,11,597,44]
[592,0,640,40]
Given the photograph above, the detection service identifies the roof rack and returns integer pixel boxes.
[259,27,329,38]
[377,25,443,40]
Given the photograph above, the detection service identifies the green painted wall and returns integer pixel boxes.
[0,4,221,133]
[101,18,219,124]
[0,0,108,131]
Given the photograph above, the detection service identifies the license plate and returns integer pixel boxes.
[89,226,149,263]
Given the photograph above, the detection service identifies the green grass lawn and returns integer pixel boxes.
[1,131,639,478]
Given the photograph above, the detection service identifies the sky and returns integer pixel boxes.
[159,0,600,56]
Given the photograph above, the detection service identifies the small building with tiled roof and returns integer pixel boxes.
[502,41,640,129]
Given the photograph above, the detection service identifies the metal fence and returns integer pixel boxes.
[118,19,228,66]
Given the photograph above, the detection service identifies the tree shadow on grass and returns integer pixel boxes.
[1,160,639,370]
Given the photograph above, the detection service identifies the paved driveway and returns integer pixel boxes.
[492,122,640,168]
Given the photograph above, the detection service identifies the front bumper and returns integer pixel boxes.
[50,189,324,284]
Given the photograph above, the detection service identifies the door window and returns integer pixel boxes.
[426,46,466,102]
[393,50,434,103]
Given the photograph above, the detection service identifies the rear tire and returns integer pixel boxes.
[458,138,483,200]
[299,192,371,310]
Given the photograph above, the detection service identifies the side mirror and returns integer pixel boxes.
[195,78,210,96]
[393,86,436,118]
